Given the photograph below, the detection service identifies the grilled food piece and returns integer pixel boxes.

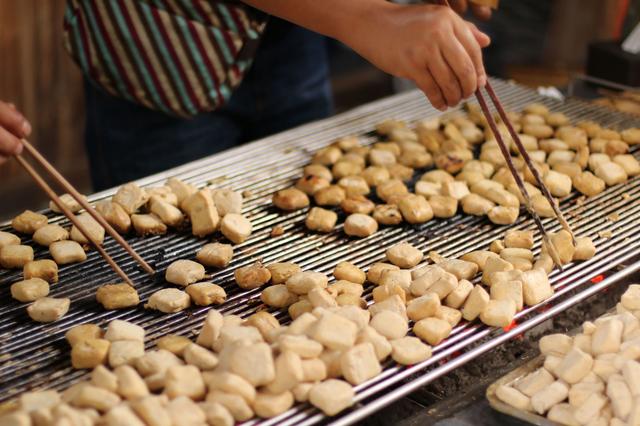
[27,297,70,322]
[70,212,106,245]
[96,283,140,310]
[145,288,191,313]
[196,243,233,268]
[0,231,20,249]
[23,259,59,283]
[220,213,252,244]
[11,278,50,302]
[50,193,87,213]
[50,240,86,264]
[185,282,226,306]
[0,244,34,268]
[33,224,70,247]
[12,210,48,234]
[113,182,149,215]
[165,260,205,287]
[95,200,132,234]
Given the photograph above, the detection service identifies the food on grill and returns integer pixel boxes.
[305,207,338,233]
[185,189,220,237]
[495,285,640,424]
[266,262,302,285]
[26,296,70,322]
[272,187,310,211]
[390,336,432,365]
[157,334,193,356]
[32,224,68,247]
[23,259,58,283]
[113,182,149,215]
[70,212,105,245]
[307,379,355,416]
[459,281,491,321]
[573,236,597,261]
[148,196,184,227]
[165,259,205,287]
[333,261,365,284]
[11,210,48,234]
[167,177,197,205]
[185,282,226,306]
[314,185,346,206]
[147,185,179,206]
[71,338,111,369]
[196,243,234,269]
[234,262,271,290]
[50,193,87,213]
[49,240,86,264]
[269,106,638,238]
[95,200,132,234]
[145,288,191,313]
[211,188,243,217]
[220,213,253,244]
[297,175,331,196]
[0,230,20,249]
[66,324,103,346]
[0,244,34,268]
[340,195,375,215]
[398,194,433,224]
[343,213,378,237]
[96,283,140,309]
[108,340,145,368]
[10,278,49,302]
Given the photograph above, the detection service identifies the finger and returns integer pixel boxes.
[0,155,7,166]
[470,4,492,20]
[439,38,477,100]
[466,22,491,47]
[0,101,31,138]
[0,126,23,156]
[458,22,488,88]
[413,68,447,111]
[449,0,468,14]
[429,50,463,107]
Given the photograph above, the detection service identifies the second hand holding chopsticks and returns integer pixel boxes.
[15,139,155,285]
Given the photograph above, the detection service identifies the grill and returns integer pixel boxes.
[1,78,640,424]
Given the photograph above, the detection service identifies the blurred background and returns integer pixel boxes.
[0,0,638,218]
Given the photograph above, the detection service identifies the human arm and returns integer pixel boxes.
[0,101,30,165]
[241,0,491,110]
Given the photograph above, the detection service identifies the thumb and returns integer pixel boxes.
[466,22,491,48]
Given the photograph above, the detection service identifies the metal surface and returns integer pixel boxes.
[1,79,640,425]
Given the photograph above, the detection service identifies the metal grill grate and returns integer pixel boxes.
[1,79,640,425]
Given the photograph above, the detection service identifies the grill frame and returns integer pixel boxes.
[1,79,640,424]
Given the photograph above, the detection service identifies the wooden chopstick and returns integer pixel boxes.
[14,155,135,286]
[483,82,576,242]
[474,90,565,270]
[19,139,155,276]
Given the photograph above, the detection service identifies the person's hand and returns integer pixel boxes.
[448,0,493,20]
[0,101,30,165]
[347,3,490,111]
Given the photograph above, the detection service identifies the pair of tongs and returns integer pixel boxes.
[437,0,576,269]
[15,139,155,285]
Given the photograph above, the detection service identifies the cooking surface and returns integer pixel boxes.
[1,79,640,425]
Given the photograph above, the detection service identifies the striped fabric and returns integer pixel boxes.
[63,0,267,117]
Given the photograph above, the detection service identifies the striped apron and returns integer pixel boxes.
[63,0,268,117]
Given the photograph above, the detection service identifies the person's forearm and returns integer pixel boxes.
[241,0,392,48]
